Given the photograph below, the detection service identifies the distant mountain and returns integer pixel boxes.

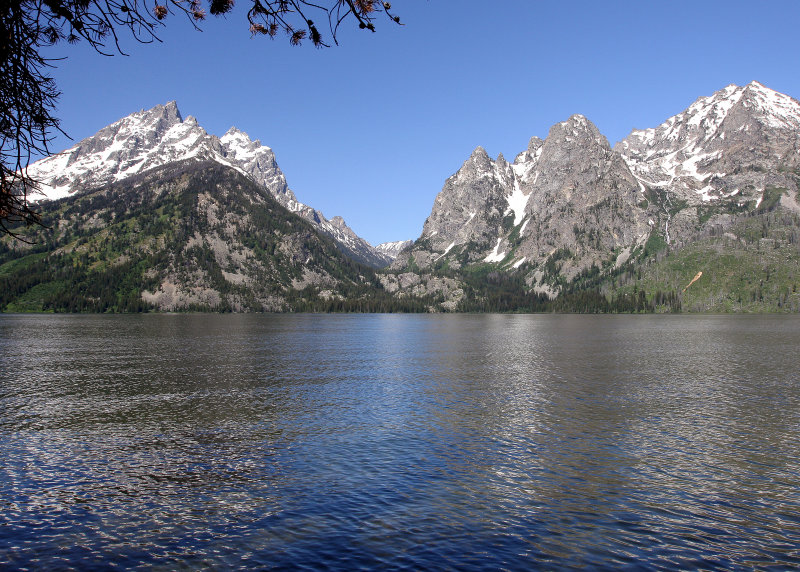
[26,102,393,268]
[387,82,800,311]
[375,240,413,259]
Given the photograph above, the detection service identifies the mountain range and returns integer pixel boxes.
[3,81,800,313]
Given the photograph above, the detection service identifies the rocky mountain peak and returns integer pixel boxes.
[221,126,267,151]
[466,146,492,169]
[329,215,347,228]
[163,100,182,120]
[532,115,616,183]
[456,146,496,180]
[133,100,184,136]
[738,81,800,130]
[547,114,609,149]
[393,105,649,285]
[513,137,544,174]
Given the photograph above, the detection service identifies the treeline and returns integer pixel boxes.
[452,266,681,313]
[0,253,155,313]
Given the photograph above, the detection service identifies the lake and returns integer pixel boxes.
[1,313,799,569]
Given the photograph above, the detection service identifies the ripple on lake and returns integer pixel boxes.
[1,313,799,569]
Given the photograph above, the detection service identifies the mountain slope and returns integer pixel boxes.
[1,161,419,312]
[26,103,392,268]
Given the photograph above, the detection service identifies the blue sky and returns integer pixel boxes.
[41,0,800,246]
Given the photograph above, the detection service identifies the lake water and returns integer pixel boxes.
[1,313,799,570]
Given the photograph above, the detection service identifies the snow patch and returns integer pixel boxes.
[505,179,530,226]
[484,238,506,263]
[435,242,457,262]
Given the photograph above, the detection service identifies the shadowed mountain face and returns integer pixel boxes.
[26,102,393,268]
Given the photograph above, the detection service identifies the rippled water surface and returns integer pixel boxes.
[1,314,799,569]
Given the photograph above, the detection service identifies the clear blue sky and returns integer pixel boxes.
[41,0,800,246]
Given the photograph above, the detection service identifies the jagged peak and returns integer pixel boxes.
[222,126,251,140]
[740,80,800,109]
[620,81,800,155]
[514,136,544,165]
[471,146,490,158]
[527,136,544,152]
[138,100,183,125]
[744,80,773,95]
[164,100,181,114]
[672,81,797,129]
[458,145,494,174]
[221,126,267,150]
[558,114,595,130]
[547,114,607,149]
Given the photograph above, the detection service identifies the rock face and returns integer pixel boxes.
[394,115,650,292]
[392,82,800,305]
[27,102,392,268]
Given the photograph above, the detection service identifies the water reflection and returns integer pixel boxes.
[0,314,799,569]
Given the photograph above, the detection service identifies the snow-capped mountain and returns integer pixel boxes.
[616,81,800,206]
[375,240,413,260]
[27,102,392,268]
[7,81,800,313]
